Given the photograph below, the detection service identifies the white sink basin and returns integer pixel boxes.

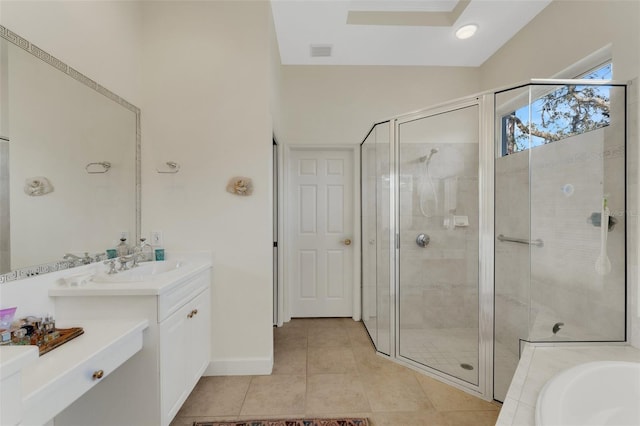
[536,361,640,426]
[92,260,186,283]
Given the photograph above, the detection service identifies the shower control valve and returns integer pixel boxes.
[416,233,430,248]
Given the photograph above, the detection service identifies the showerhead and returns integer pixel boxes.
[419,148,439,163]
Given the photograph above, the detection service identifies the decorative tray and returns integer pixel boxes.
[39,327,84,356]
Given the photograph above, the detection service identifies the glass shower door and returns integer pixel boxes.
[397,103,480,385]
[361,122,391,355]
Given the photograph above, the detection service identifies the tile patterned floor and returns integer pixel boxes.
[170,318,500,426]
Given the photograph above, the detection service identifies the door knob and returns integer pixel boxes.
[343,238,352,246]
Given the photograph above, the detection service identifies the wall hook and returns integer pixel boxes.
[157,161,180,174]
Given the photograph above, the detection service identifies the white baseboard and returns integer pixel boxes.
[204,356,273,376]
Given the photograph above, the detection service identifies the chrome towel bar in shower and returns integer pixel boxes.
[497,234,544,247]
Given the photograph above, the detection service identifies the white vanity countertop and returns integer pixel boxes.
[48,257,212,297]
[21,318,148,425]
[496,344,640,426]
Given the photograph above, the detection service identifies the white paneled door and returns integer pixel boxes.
[290,148,354,317]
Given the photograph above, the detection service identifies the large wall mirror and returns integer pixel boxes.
[0,26,140,282]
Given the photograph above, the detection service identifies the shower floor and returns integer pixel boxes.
[369,323,520,399]
[399,327,478,384]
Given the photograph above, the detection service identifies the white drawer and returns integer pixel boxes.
[157,270,210,322]
[22,320,146,426]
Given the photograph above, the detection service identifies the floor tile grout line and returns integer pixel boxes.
[173,319,500,425]
[237,375,254,418]
[304,325,310,414]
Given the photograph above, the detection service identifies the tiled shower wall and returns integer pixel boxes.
[496,127,626,347]
[398,142,479,331]
[494,119,628,401]
[528,127,625,341]
[494,152,530,355]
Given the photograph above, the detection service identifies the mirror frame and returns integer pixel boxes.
[0,25,141,283]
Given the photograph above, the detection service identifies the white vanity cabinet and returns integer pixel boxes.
[160,286,210,425]
[50,260,212,426]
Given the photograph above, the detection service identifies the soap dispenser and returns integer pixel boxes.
[116,238,130,257]
[139,237,154,262]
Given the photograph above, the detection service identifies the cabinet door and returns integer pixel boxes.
[159,303,189,425]
[187,288,211,387]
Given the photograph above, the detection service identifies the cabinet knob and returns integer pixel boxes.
[192,309,198,316]
[187,311,193,318]
[92,370,104,380]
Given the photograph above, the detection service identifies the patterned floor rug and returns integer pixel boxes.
[193,419,369,426]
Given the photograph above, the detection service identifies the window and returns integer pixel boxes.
[501,62,612,156]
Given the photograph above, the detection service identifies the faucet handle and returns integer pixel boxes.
[103,259,118,275]
[118,256,132,271]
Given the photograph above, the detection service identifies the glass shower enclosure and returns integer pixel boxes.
[493,80,627,401]
[361,79,627,401]
[361,95,494,398]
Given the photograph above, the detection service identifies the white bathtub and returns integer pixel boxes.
[535,361,640,426]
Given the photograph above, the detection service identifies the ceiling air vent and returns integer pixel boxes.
[310,44,332,57]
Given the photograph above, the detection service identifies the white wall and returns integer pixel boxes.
[270,4,283,143]
[0,0,142,105]
[480,1,639,89]
[480,0,640,348]
[280,66,480,145]
[139,0,274,374]
[1,0,275,374]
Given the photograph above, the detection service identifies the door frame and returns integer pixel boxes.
[281,144,361,323]
[273,138,280,326]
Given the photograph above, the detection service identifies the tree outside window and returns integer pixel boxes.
[503,63,612,156]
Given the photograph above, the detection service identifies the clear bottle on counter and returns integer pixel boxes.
[43,314,56,343]
[12,328,29,345]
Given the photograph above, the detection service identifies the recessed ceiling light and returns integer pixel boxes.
[455,24,478,40]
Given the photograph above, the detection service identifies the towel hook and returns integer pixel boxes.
[85,161,112,174]
[157,161,180,174]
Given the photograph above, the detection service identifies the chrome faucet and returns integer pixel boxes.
[103,259,118,275]
[117,252,144,270]
[63,253,84,266]
[118,255,133,271]
[81,252,94,265]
